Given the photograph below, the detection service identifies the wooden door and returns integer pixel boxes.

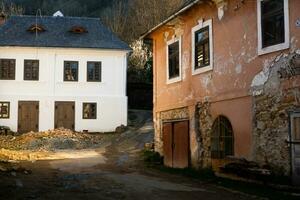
[18,101,39,133]
[55,102,75,130]
[162,120,189,169]
[291,113,300,185]
[173,121,189,168]
[163,122,173,167]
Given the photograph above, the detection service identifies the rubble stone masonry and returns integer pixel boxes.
[252,51,300,175]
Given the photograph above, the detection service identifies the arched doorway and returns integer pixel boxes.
[211,116,234,159]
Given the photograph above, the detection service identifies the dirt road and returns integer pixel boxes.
[0,110,292,200]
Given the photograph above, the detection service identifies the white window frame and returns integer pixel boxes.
[257,0,290,56]
[191,19,213,75]
[166,36,182,84]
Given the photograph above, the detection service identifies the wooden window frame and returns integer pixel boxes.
[87,61,102,82]
[257,0,289,55]
[191,19,213,75]
[166,37,182,84]
[0,59,16,80]
[24,60,39,81]
[290,112,300,142]
[82,103,97,119]
[64,61,79,82]
[0,102,10,119]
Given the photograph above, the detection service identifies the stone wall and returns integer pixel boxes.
[195,102,213,168]
[252,51,300,175]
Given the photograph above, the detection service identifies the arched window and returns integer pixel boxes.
[211,116,234,159]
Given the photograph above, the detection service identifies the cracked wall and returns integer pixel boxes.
[252,51,300,175]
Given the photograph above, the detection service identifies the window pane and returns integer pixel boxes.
[24,60,39,80]
[195,27,210,69]
[261,0,285,48]
[87,62,101,82]
[0,102,10,118]
[64,61,78,81]
[168,41,180,79]
[83,103,97,119]
[0,59,15,80]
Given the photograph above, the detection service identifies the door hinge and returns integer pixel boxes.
[55,105,58,109]
[36,124,38,129]
[36,105,39,110]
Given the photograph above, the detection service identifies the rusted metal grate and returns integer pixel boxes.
[211,116,234,159]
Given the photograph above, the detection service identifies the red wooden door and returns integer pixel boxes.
[173,121,189,168]
[162,120,189,168]
[163,122,173,167]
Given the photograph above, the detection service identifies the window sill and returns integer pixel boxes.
[166,76,182,85]
[258,42,289,56]
[192,65,213,75]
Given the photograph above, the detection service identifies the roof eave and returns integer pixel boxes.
[140,0,202,39]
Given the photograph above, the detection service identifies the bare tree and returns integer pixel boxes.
[0,0,23,16]
[100,0,128,39]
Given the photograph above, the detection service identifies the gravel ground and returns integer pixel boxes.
[0,128,104,151]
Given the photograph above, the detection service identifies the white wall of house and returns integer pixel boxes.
[0,47,128,132]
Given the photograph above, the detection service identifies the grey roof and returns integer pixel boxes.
[0,15,131,51]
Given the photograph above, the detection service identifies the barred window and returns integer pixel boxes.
[87,62,101,82]
[0,102,10,119]
[24,60,39,80]
[64,61,78,81]
[0,59,15,80]
[211,116,234,159]
[83,103,97,119]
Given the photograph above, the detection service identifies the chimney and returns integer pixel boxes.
[0,13,6,26]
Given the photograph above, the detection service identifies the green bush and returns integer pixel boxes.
[141,150,163,166]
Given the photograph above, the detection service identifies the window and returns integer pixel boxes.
[24,60,39,80]
[195,27,210,69]
[0,59,15,80]
[291,113,300,141]
[83,103,97,119]
[257,0,289,55]
[0,102,10,119]
[87,62,101,82]
[191,19,213,75]
[167,37,181,83]
[64,61,78,81]
[211,116,234,159]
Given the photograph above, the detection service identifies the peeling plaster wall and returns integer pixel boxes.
[149,0,300,171]
[252,52,300,175]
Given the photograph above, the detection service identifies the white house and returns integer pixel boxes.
[0,15,130,133]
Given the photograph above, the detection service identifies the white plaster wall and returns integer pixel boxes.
[0,47,128,132]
